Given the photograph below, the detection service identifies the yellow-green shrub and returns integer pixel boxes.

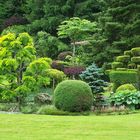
[131,47,140,56]
[116,84,136,92]
[111,62,123,69]
[131,57,140,63]
[116,55,130,63]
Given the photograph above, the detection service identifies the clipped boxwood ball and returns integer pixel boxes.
[54,80,93,112]
[116,84,136,92]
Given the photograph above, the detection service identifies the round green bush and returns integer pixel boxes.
[116,84,136,92]
[54,80,93,112]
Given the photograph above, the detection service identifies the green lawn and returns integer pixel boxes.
[0,114,140,140]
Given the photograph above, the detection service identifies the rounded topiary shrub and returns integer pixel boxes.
[116,55,130,63]
[131,47,140,56]
[131,57,140,63]
[116,84,136,92]
[111,62,123,69]
[54,80,93,112]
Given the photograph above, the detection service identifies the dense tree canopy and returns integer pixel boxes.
[0,0,139,68]
[90,0,140,67]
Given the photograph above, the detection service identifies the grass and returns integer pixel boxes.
[0,114,140,140]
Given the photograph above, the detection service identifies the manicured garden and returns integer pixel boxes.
[0,114,140,140]
[0,1,140,139]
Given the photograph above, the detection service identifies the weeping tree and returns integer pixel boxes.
[0,33,60,104]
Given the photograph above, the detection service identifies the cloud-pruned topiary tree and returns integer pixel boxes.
[109,47,140,92]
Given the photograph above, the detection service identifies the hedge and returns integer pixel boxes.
[124,50,132,56]
[110,71,138,84]
[116,55,130,63]
[109,70,138,91]
[131,47,140,56]
[111,62,123,69]
[131,57,140,63]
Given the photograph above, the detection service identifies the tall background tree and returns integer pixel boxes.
[0,0,139,69]
[89,0,140,67]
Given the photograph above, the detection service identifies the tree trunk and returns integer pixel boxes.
[17,63,24,85]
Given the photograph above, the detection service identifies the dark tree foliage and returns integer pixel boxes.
[23,0,102,34]
[3,16,28,28]
[89,0,140,67]
[0,0,139,69]
[0,0,26,30]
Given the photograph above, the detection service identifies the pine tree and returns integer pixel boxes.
[89,0,140,67]
[80,63,107,94]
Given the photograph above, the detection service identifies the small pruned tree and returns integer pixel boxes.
[57,17,96,62]
[57,17,96,79]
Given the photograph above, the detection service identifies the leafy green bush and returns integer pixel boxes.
[116,55,130,63]
[109,90,140,109]
[54,80,93,112]
[20,103,39,114]
[116,84,136,92]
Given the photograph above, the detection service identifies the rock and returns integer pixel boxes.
[34,93,52,105]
